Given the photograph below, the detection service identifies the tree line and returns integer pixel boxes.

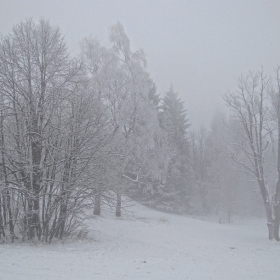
[126,66,280,242]
[0,19,167,242]
[0,19,279,242]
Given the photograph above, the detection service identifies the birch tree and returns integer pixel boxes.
[81,22,168,217]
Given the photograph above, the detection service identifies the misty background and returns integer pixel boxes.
[1,2,280,278]
[1,0,280,127]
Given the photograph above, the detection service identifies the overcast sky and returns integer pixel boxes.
[1,0,280,127]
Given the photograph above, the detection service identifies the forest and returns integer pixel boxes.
[1,18,280,243]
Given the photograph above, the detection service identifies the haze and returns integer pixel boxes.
[2,2,280,278]
[1,0,280,126]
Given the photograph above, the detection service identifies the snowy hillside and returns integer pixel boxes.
[1,202,280,280]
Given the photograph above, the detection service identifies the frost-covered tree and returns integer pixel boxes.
[152,85,191,213]
[189,126,210,214]
[0,19,117,242]
[81,22,168,217]
[206,112,240,222]
[268,66,280,240]
[224,70,277,239]
[0,19,81,240]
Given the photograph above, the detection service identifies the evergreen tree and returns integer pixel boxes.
[157,85,191,213]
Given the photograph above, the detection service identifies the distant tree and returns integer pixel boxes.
[206,112,237,222]
[155,85,191,213]
[189,126,210,214]
[188,113,263,219]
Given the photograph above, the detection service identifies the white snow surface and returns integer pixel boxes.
[1,202,280,280]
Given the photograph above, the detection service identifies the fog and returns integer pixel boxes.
[1,0,280,127]
[1,1,280,279]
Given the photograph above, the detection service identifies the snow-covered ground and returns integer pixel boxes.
[1,202,280,280]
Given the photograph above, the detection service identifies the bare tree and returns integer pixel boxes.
[268,66,280,240]
[224,70,276,239]
[0,19,80,241]
[0,19,168,242]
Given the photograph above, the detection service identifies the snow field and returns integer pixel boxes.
[1,202,280,279]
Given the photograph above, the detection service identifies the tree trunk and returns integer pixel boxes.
[264,201,275,240]
[0,104,13,238]
[6,189,14,240]
[2,191,7,226]
[0,134,14,239]
[57,186,70,240]
[115,192,121,217]
[273,200,280,241]
[274,102,280,241]
[59,201,67,240]
[31,134,42,240]
[0,195,5,239]
[93,189,101,215]
[258,179,277,240]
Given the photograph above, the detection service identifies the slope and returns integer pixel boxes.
[1,201,280,280]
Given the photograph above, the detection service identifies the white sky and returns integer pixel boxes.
[1,0,280,127]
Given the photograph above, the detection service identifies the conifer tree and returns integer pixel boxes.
[157,85,191,213]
